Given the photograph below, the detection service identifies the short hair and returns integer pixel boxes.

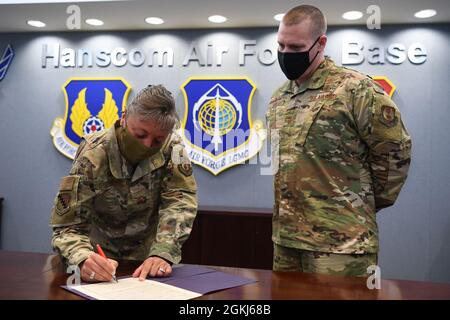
[282,5,327,39]
[126,84,178,132]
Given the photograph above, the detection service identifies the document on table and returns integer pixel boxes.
[62,265,257,300]
[66,277,202,300]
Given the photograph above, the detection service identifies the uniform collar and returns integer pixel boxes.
[106,121,165,181]
[283,57,334,96]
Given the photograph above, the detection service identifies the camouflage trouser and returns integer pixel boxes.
[273,243,378,277]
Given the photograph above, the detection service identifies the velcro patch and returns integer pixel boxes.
[178,163,193,177]
[56,193,72,216]
[60,176,76,191]
[379,105,398,128]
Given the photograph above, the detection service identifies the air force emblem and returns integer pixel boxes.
[180,77,265,175]
[51,77,131,159]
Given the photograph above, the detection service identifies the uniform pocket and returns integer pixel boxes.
[284,101,325,148]
[93,185,127,223]
[130,181,153,209]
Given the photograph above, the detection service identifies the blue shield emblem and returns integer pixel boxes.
[0,44,14,82]
[51,77,131,159]
[180,77,265,175]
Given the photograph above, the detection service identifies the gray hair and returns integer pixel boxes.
[126,84,179,132]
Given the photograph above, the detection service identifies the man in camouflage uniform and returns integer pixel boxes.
[50,85,197,282]
[267,5,411,276]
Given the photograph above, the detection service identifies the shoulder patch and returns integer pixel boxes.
[56,193,72,216]
[178,163,193,177]
[371,90,403,142]
[51,176,81,226]
[379,105,398,128]
[54,176,79,217]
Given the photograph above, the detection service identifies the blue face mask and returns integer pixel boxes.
[278,36,321,80]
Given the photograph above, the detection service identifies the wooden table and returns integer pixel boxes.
[0,250,449,300]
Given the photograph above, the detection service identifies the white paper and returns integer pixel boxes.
[70,277,202,300]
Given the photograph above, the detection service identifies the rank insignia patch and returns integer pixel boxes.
[56,193,71,216]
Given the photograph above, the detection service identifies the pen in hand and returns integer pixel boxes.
[96,244,118,283]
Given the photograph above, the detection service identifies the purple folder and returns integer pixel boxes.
[151,265,257,294]
[155,264,216,281]
[151,264,257,294]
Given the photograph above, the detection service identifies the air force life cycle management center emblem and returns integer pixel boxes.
[180,77,266,175]
[51,78,131,159]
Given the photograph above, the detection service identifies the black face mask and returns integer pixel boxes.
[278,36,321,80]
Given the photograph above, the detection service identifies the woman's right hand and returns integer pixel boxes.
[80,252,118,282]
